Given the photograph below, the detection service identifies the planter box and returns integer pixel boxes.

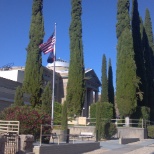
[52,129,67,142]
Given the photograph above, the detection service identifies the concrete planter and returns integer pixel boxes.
[52,129,67,142]
[19,134,34,153]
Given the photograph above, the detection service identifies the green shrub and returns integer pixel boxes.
[41,82,52,115]
[0,106,51,140]
[96,102,114,140]
[133,106,150,120]
[61,101,68,130]
[141,106,150,120]
[147,125,154,138]
[132,106,150,127]
[101,102,113,119]
[14,86,24,106]
[103,122,117,139]
[90,103,96,125]
[54,102,62,125]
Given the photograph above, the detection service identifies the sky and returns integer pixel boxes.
[0,0,154,91]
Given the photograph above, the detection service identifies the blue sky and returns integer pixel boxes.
[0,0,154,91]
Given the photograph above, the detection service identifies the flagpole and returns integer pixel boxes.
[51,23,56,128]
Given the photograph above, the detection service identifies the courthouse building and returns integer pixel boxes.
[0,59,101,117]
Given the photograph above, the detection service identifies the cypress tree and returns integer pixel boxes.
[101,54,108,102]
[23,0,44,107]
[108,58,114,105]
[61,101,68,130]
[66,0,85,117]
[108,59,115,117]
[96,102,102,140]
[144,9,154,53]
[14,86,24,106]
[41,82,52,115]
[144,9,154,119]
[116,0,130,39]
[144,9,154,80]
[54,102,62,125]
[131,0,146,106]
[116,0,138,118]
[140,18,149,106]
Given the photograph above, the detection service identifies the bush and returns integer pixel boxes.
[132,106,150,120]
[54,102,62,125]
[141,106,150,120]
[101,102,113,119]
[103,122,117,139]
[0,106,51,140]
[96,102,114,140]
[90,103,96,125]
[147,125,154,138]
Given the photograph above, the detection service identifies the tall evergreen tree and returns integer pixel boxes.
[101,54,108,102]
[140,18,149,106]
[41,82,52,115]
[23,0,44,107]
[144,9,154,53]
[116,0,130,39]
[66,0,85,116]
[108,58,114,104]
[144,9,154,80]
[116,0,138,118]
[14,86,24,106]
[108,59,115,117]
[61,101,68,130]
[96,102,102,141]
[144,9,154,119]
[131,0,146,106]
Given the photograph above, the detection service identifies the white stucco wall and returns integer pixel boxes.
[0,70,24,83]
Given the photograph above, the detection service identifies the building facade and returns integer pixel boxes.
[0,59,101,117]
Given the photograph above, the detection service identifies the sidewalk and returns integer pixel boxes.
[83,139,154,154]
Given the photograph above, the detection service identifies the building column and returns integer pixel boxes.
[89,89,93,105]
[83,88,93,117]
[94,91,98,102]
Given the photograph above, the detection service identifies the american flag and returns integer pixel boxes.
[39,32,56,54]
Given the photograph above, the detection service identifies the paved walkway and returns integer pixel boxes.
[83,139,154,154]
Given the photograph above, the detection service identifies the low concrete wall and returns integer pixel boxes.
[117,127,147,139]
[68,126,95,135]
[33,142,100,154]
[119,138,140,144]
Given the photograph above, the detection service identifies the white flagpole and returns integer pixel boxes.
[51,23,56,127]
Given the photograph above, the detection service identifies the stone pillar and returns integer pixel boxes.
[86,89,93,118]
[125,117,131,127]
[19,134,34,153]
[0,135,6,154]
